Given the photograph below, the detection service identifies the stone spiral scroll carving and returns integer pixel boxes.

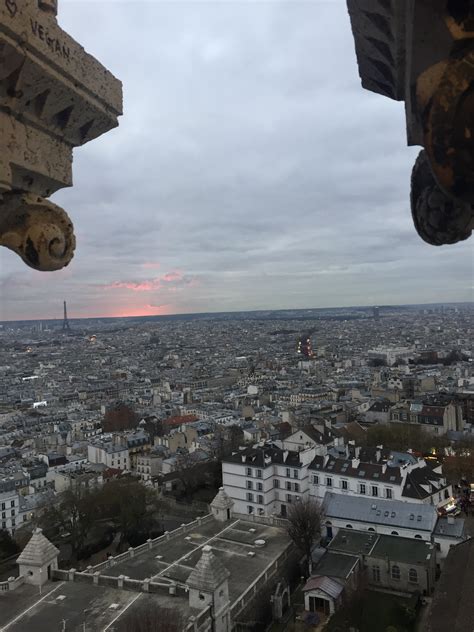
[411,151,474,246]
[0,193,76,271]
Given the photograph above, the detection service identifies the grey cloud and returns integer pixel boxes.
[0,1,472,319]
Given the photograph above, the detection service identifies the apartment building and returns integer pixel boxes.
[222,440,453,519]
[87,435,130,471]
[222,444,315,517]
[308,452,453,509]
[0,490,20,534]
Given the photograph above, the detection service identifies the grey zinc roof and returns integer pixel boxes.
[323,492,437,532]
[186,545,230,592]
[434,517,465,539]
[303,575,344,599]
[16,528,59,567]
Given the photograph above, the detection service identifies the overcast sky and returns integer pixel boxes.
[1,0,472,321]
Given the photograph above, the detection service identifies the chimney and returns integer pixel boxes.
[351,458,360,469]
[375,449,381,463]
[283,450,289,463]
[355,446,361,459]
[382,464,387,474]
[241,455,246,463]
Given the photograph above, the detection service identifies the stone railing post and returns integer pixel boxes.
[93,572,100,585]
[129,546,135,558]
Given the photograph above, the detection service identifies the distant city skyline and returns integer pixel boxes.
[1,300,472,325]
[0,2,472,321]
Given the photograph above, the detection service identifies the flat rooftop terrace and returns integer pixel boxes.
[0,516,292,632]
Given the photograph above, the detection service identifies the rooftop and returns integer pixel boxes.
[323,492,438,532]
[370,534,434,566]
[2,516,292,631]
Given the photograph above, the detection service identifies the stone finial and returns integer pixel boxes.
[186,546,230,593]
[210,487,234,521]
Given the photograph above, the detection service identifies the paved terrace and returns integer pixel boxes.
[0,515,292,632]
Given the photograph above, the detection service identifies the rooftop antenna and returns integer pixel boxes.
[62,300,71,331]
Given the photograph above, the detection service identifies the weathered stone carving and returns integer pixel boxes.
[411,151,473,246]
[0,0,122,270]
[0,192,75,270]
[347,0,474,245]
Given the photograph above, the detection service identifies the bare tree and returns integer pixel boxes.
[286,498,323,576]
[120,603,183,632]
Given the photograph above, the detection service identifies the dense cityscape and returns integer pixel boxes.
[0,302,473,630]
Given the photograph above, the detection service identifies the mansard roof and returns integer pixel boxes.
[223,443,304,468]
[309,454,403,486]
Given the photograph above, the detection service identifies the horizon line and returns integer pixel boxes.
[1,300,472,324]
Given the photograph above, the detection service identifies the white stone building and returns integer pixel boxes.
[0,490,20,534]
[222,444,315,517]
[87,435,130,471]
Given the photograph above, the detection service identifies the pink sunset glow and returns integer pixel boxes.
[104,270,185,292]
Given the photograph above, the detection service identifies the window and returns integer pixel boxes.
[391,531,399,536]
[326,477,332,487]
[11,519,15,527]
[246,467,252,477]
[294,483,300,492]
[10,501,15,508]
[408,569,418,583]
[391,565,400,580]
[11,509,15,517]
[372,566,380,582]
[414,535,422,539]
[385,488,392,499]
[341,480,348,490]
[293,469,299,479]
[345,524,353,529]
[286,481,292,491]
[247,506,253,514]
[371,486,378,497]
[256,469,263,479]
[286,494,292,503]
[258,495,264,505]
[286,468,290,478]
[273,479,280,488]
[444,489,449,499]
[257,482,263,491]
[359,484,366,495]
[246,480,253,490]
[313,475,319,485]
[1,503,4,511]
[246,492,254,502]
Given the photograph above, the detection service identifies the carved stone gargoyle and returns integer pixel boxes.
[0,0,122,270]
[347,0,474,245]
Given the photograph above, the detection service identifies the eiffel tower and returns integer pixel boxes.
[62,301,71,331]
